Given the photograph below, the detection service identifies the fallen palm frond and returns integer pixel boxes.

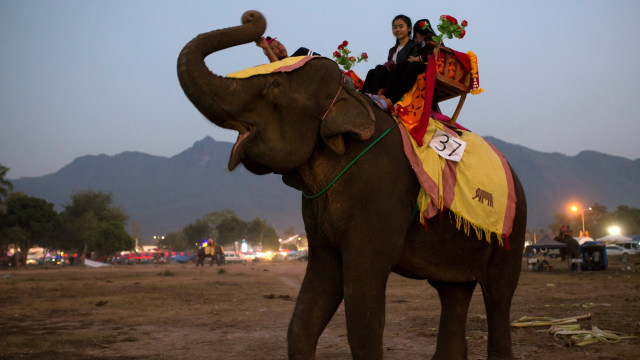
[510,313,592,328]
[549,324,636,346]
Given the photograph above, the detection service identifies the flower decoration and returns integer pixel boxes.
[432,15,468,44]
[467,51,484,94]
[332,40,368,71]
[418,20,433,33]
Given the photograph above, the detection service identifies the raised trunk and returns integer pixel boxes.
[177,10,266,127]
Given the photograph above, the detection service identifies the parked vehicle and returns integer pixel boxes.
[286,250,308,262]
[224,251,248,264]
[612,241,639,254]
[605,245,634,256]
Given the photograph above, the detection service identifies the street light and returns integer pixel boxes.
[608,225,621,235]
[571,205,592,236]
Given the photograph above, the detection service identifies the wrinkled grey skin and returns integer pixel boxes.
[178,10,527,360]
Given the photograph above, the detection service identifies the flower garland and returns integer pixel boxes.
[467,51,484,95]
[332,40,368,72]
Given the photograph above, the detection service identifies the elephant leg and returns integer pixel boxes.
[480,275,517,359]
[429,280,477,360]
[288,243,343,360]
[340,237,402,360]
[342,268,388,359]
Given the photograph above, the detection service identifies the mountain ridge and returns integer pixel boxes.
[11,136,640,239]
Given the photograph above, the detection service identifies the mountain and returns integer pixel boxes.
[485,136,640,231]
[10,136,640,240]
[11,137,303,240]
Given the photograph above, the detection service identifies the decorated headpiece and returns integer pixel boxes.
[265,36,277,45]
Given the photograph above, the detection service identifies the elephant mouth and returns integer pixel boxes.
[228,121,256,171]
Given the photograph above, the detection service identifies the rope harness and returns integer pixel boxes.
[303,121,399,199]
[321,74,344,120]
[306,79,417,221]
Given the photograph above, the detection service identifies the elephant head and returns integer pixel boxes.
[177,10,376,175]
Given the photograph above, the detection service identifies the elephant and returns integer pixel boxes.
[177,10,527,360]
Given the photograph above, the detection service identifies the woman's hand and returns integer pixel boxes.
[256,37,268,49]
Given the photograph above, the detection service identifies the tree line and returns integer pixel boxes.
[157,209,284,252]
[0,169,134,267]
[0,164,287,266]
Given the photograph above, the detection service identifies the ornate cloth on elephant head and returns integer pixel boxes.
[398,119,517,247]
[226,56,317,78]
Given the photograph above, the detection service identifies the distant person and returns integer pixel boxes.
[213,243,225,266]
[195,247,205,267]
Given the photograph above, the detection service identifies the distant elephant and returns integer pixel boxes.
[178,11,527,360]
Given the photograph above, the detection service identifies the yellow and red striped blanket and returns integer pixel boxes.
[398,118,517,246]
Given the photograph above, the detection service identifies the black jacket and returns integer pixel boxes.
[386,40,420,66]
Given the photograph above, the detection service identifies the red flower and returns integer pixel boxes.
[419,20,426,28]
[441,15,457,24]
[459,29,466,39]
[461,20,468,27]
[338,44,344,50]
[333,51,341,58]
[361,52,368,59]
[342,40,348,47]
[348,56,356,62]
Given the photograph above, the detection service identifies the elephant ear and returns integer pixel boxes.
[320,84,376,154]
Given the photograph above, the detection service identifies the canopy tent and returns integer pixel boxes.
[528,235,567,249]
[596,234,632,243]
[575,236,595,245]
[525,235,566,257]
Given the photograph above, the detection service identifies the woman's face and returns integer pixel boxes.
[392,19,410,41]
[269,40,288,60]
[414,33,426,43]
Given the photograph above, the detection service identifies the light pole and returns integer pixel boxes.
[571,205,592,236]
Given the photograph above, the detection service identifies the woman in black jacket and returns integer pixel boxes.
[361,15,420,98]
[377,18,438,110]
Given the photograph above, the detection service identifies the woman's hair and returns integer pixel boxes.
[413,19,436,41]
[392,14,412,45]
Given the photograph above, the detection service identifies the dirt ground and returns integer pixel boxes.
[1,255,639,360]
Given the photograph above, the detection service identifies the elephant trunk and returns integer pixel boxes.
[177,10,266,126]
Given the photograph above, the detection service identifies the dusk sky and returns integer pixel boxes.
[2,0,639,179]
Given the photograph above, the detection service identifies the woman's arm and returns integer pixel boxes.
[256,38,279,63]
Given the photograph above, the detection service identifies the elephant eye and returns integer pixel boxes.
[271,80,280,88]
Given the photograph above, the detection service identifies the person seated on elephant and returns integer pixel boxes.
[256,36,320,63]
[375,18,438,110]
[361,14,420,107]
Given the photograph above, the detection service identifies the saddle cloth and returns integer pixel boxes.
[204,246,213,256]
[227,56,314,78]
[398,118,517,246]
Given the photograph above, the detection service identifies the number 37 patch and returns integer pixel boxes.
[428,129,467,162]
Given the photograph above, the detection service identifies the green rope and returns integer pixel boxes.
[303,122,399,199]
[410,202,419,224]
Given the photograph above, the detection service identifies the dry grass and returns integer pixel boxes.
[1,256,639,359]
